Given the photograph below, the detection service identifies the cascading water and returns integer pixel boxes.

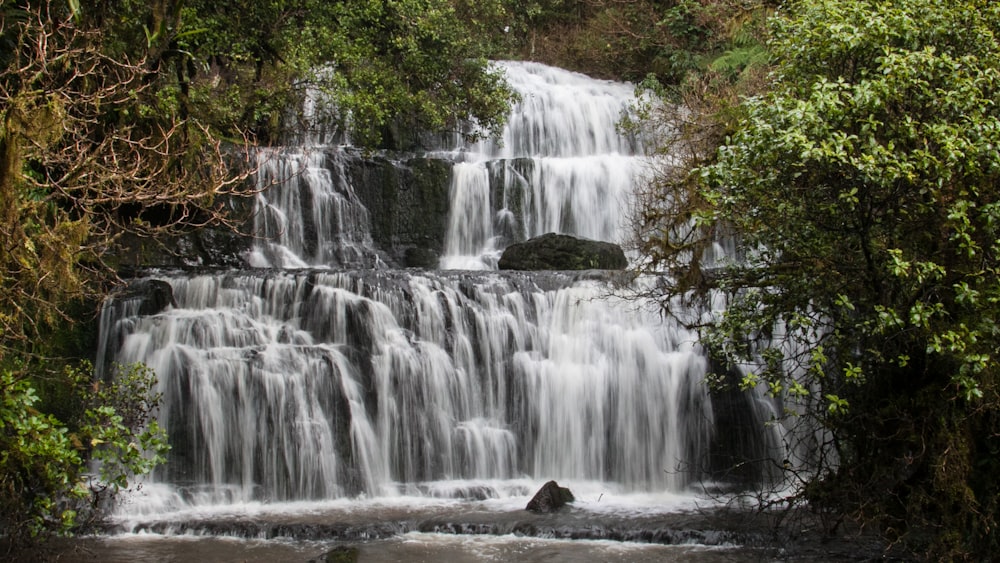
[101,269,711,511]
[248,148,383,269]
[96,62,778,546]
[440,61,646,269]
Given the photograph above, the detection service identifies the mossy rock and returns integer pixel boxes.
[498,232,627,271]
[347,154,452,266]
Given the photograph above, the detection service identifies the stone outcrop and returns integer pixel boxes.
[525,480,575,513]
[111,195,255,269]
[498,232,627,271]
[121,278,176,316]
[346,154,451,268]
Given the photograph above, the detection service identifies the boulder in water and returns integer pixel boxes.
[309,545,358,563]
[526,480,575,513]
[498,233,627,271]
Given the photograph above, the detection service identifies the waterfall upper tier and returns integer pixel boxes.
[455,61,646,159]
[245,61,652,270]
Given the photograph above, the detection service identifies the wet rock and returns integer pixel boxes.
[111,194,255,269]
[120,278,176,316]
[403,246,440,268]
[498,233,627,271]
[309,545,359,563]
[525,480,575,513]
[347,154,452,267]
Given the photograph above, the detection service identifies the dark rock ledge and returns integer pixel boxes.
[498,232,627,271]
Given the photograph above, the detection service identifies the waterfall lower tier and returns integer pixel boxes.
[102,270,715,510]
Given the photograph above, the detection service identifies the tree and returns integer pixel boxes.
[288,0,514,147]
[0,363,168,547]
[636,0,1000,558]
[1,0,252,350]
[1,0,243,547]
[1,0,515,548]
[498,0,777,84]
[153,0,516,147]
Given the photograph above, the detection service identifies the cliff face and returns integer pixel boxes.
[347,154,453,268]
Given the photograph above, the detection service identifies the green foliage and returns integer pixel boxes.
[79,363,169,493]
[92,0,517,147]
[638,0,1000,557]
[510,0,775,85]
[0,362,167,546]
[0,1,513,552]
[708,45,770,79]
[291,0,514,146]
[0,368,84,540]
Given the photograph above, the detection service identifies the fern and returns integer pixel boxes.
[709,45,770,77]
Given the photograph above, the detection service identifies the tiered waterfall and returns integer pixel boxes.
[97,62,772,514]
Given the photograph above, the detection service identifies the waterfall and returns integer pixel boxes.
[441,61,648,269]
[247,148,383,269]
[100,270,712,507]
[96,61,772,515]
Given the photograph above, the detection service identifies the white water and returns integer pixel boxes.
[248,148,382,269]
[96,62,775,523]
[441,61,649,269]
[103,270,712,514]
[243,61,649,271]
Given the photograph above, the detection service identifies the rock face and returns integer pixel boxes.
[348,155,452,268]
[525,480,575,513]
[123,278,177,316]
[498,233,627,271]
[111,194,255,269]
[110,150,453,270]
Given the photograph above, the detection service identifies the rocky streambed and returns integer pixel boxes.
[15,485,893,562]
